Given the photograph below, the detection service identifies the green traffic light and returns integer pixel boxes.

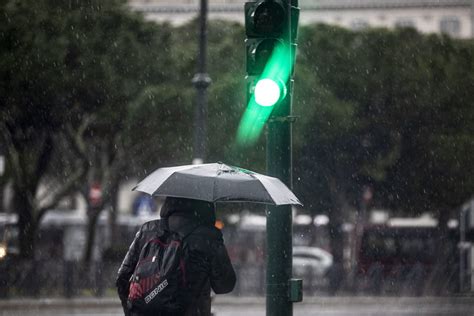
[239,0,299,146]
[237,40,293,146]
[254,78,281,106]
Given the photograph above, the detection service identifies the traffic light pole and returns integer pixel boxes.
[266,87,295,316]
[265,0,299,314]
[240,1,300,312]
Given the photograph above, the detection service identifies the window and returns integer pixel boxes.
[395,18,415,28]
[351,19,369,30]
[440,17,461,37]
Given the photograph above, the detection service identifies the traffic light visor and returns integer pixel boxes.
[247,38,277,75]
[253,1,285,35]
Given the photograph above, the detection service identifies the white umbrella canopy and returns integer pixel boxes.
[133,162,302,206]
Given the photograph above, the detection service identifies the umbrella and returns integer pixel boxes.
[133,162,302,206]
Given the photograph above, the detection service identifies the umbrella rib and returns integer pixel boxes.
[212,175,218,202]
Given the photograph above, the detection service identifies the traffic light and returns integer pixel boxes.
[237,0,299,145]
[245,0,291,107]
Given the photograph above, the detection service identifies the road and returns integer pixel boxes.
[1,296,473,316]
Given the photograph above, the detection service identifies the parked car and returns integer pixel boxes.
[293,246,333,292]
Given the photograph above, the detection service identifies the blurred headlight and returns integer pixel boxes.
[0,244,6,260]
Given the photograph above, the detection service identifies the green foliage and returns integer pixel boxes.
[294,23,474,216]
[2,0,473,246]
[169,19,266,172]
[125,83,194,174]
[0,0,180,257]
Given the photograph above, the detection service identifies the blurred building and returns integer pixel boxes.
[129,0,474,38]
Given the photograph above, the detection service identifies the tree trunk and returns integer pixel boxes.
[327,175,348,295]
[14,185,37,259]
[433,208,455,294]
[83,207,101,271]
[0,182,4,212]
[108,180,119,253]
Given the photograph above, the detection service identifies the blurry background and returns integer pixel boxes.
[0,0,473,300]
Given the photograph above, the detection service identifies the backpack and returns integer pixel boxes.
[127,220,196,314]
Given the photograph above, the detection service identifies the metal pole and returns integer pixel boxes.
[192,0,211,165]
[460,205,466,292]
[0,143,5,212]
[266,1,299,314]
[471,0,474,38]
[266,91,293,316]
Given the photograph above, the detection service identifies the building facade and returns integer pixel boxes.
[129,0,474,38]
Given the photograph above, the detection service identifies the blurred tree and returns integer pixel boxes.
[165,19,266,172]
[1,1,472,281]
[0,0,177,262]
[83,18,251,265]
[0,0,90,259]
[293,24,398,293]
[293,24,474,292]
[376,32,474,217]
[205,20,268,171]
[62,3,178,267]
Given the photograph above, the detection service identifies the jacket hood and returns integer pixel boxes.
[160,197,216,226]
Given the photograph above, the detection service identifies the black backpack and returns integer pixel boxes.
[128,220,196,314]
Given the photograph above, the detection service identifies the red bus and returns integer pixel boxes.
[353,217,457,295]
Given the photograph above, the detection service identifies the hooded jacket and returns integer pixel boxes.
[116,197,236,316]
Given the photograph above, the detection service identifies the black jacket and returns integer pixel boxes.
[116,211,236,316]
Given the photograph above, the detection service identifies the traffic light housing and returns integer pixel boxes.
[237,0,299,145]
[245,0,299,76]
[245,0,286,37]
[245,0,287,76]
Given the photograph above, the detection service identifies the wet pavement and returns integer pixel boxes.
[0,296,473,316]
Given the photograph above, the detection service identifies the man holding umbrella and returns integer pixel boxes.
[116,197,236,316]
[116,163,301,316]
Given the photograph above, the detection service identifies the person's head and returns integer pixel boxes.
[160,197,216,226]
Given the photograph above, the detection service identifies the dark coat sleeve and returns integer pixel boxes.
[116,228,143,315]
[185,228,236,295]
[209,229,236,294]
[184,227,236,316]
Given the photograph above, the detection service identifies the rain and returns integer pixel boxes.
[1,0,474,315]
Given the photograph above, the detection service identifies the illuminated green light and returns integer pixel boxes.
[237,40,294,146]
[254,79,281,107]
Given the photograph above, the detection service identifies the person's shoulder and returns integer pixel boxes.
[139,219,162,233]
